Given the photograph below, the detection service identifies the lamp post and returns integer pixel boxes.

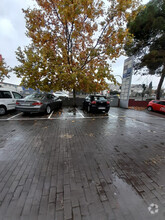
[114,75,122,84]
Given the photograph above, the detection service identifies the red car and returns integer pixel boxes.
[147,100,165,113]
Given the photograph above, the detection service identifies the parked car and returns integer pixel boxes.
[83,95,110,113]
[147,100,165,113]
[0,88,23,115]
[16,92,62,114]
[53,91,69,98]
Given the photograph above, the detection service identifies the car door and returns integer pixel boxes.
[46,94,55,110]
[12,92,23,108]
[156,101,163,111]
[0,91,15,110]
[152,101,161,111]
[159,101,165,112]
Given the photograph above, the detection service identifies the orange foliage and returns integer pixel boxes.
[14,0,141,92]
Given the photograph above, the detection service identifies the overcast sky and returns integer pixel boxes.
[1,0,164,89]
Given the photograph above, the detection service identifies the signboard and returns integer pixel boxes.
[120,56,134,108]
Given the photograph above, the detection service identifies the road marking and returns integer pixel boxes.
[109,114,117,118]
[0,116,109,121]
[7,112,22,120]
[76,109,85,118]
[48,111,54,119]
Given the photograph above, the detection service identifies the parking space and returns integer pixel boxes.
[0,110,21,120]
[0,107,165,122]
[0,107,110,121]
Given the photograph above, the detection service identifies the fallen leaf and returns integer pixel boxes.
[60,133,74,139]
[89,133,94,137]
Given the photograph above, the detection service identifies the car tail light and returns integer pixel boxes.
[32,102,43,106]
[91,101,96,104]
[107,101,110,104]
[16,102,20,105]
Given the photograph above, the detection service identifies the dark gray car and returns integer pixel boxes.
[83,95,110,113]
[16,92,62,114]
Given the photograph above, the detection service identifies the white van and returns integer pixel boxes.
[0,88,23,115]
[53,91,69,98]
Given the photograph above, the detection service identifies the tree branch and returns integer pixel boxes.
[80,15,115,70]
[50,0,64,26]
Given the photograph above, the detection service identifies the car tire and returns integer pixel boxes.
[0,105,7,115]
[46,105,51,114]
[147,106,153,111]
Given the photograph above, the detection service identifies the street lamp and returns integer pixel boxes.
[114,75,122,84]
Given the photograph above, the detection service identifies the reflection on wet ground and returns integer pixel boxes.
[113,174,155,220]
[0,107,165,121]
[0,107,165,219]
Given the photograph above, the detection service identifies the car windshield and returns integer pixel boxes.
[93,96,106,101]
[55,92,65,95]
[24,93,45,100]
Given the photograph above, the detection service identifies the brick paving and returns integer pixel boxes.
[0,108,165,219]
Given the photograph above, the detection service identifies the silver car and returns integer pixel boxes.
[16,92,62,114]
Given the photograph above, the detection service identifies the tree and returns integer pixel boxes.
[0,55,11,82]
[125,0,165,100]
[14,0,141,106]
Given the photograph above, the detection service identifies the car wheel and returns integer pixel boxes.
[0,106,7,115]
[46,105,51,114]
[147,106,153,111]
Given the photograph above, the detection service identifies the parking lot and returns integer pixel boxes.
[0,107,165,220]
[1,106,165,121]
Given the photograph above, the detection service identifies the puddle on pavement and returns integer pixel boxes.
[112,174,158,220]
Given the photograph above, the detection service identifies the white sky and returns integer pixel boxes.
[0,0,164,89]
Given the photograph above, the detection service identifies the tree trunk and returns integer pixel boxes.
[73,87,76,108]
[156,69,165,100]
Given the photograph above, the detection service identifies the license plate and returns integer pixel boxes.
[22,103,30,106]
[98,107,105,110]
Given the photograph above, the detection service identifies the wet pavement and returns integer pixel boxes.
[0,107,165,219]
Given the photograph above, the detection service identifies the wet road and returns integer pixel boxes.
[0,107,165,220]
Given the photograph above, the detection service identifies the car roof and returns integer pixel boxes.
[89,95,106,97]
[152,100,165,102]
[0,88,18,92]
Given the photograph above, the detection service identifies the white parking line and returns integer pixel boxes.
[0,116,109,121]
[76,109,85,118]
[7,112,22,120]
[109,113,117,118]
[48,111,54,119]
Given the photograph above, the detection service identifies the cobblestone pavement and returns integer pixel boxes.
[0,108,165,220]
